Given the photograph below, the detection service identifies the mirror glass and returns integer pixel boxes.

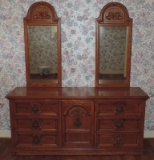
[99,26,128,84]
[28,26,58,84]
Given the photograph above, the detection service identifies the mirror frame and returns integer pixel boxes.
[95,2,132,88]
[24,1,61,87]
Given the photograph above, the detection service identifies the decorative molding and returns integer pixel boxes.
[25,2,60,23]
[69,106,88,117]
[65,104,91,128]
[33,11,51,19]
[106,11,123,20]
[97,2,131,24]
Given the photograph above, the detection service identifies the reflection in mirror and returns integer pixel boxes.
[99,26,128,84]
[28,26,58,83]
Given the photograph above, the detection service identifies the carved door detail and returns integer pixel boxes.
[62,101,94,148]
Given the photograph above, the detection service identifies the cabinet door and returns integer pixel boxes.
[62,100,94,148]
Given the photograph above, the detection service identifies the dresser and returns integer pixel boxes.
[6,2,149,158]
[6,87,149,157]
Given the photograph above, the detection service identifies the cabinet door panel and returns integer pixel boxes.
[65,116,91,129]
[65,133,92,148]
[62,101,94,148]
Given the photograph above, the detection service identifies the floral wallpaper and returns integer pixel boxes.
[0,0,154,132]
[99,26,127,75]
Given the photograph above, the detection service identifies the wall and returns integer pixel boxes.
[0,0,154,137]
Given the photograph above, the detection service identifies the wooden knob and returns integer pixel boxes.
[32,119,40,129]
[114,119,124,130]
[32,135,40,145]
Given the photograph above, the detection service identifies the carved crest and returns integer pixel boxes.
[69,106,87,117]
[106,11,123,20]
[97,2,131,24]
[33,11,51,19]
[66,104,91,128]
[25,2,59,23]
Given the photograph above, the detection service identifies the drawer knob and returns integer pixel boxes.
[74,117,81,127]
[114,119,124,130]
[31,106,39,113]
[32,135,41,145]
[32,119,40,129]
[115,103,125,114]
[113,135,121,146]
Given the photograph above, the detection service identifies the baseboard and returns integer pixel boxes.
[144,130,154,138]
[0,130,11,138]
[0,130,154,138]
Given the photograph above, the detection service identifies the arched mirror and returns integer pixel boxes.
[95,2,132,87]
[24,2,61,87]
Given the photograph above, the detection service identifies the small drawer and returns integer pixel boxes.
[97,118,140,131]
[96,100,141,116]
[15,134,59,148]
[96,132,140,148]
[15,101,60,116]
[15,118,58,131]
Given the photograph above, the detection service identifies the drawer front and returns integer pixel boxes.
[14,101,60,116]
[96,100,141,116]
[15,118,58,131]
[62,100,94,148]
[15,134,59,148]
[97,118,140,131]
[96,132,140,148]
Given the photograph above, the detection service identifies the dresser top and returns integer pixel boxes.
[6,87,149,100]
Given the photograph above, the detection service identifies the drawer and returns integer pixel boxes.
[15,118,58,131]
[96,132,140,148]
[96,100,141,116]
[14,101,60,116]
[15,134,59,148]
[97,118,141,131]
